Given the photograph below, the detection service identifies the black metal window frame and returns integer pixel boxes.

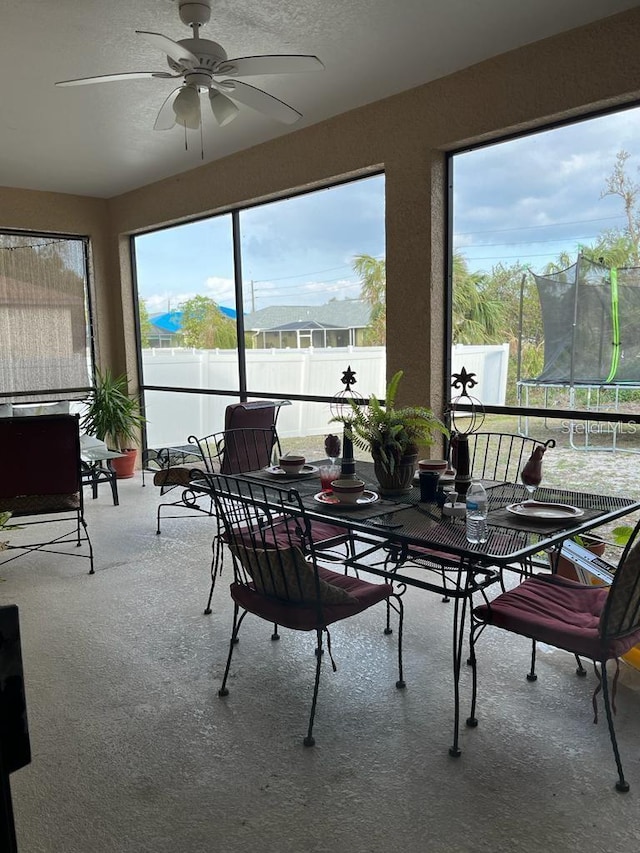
[444,99,640,431]
[131,170,385,448]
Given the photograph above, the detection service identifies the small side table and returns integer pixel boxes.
[80,445,124,506]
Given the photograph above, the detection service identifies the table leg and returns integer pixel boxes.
[106,461,119,506]
[449,559,473,757]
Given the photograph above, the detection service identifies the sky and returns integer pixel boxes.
[134,103,640,316]
[134,174,385,315]
[453,105,640,273]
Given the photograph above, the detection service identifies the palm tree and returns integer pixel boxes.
[353,253,386,345]
[451,252,504,343]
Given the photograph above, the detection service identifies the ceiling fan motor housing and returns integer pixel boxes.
[166,38,228,75]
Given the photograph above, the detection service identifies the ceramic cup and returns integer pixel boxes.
[419,470,440,502]
[279,455,306,474]
[330,478,365,504]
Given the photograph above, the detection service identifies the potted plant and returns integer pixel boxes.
[0,510,14,552]
[331,370,448,496]
[81,368,146,479]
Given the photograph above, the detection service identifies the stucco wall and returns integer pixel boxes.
[2,8,640,411]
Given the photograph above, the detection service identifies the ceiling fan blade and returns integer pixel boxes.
[136,31,199,68]
[56,71,177,87]
[217,55,324,77]
[209,90,239,127]
[154,87,183,130]
[219,80,302,125]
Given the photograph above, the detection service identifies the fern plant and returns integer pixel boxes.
[331,370,448,474]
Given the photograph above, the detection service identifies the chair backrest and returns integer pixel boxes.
[207,473,353,610]
[600,519,640,640]
[224,401,278,431]
[0,414,83,515]
[465,432,555,484]
[189,427,278,475]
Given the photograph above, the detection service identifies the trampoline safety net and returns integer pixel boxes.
[532,256,640,384]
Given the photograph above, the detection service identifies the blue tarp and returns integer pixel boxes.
[151,306,237,333]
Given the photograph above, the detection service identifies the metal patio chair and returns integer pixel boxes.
[0,414,94,574]
[209,472,405,746]
[152,401,285,534]
[469,517,640,792]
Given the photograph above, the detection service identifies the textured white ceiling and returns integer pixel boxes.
[1,0,637,198]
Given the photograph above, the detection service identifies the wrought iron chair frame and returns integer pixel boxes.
[208,472,405,746]
[0,414,94,574]
[468,518,640,792]
[150,401,286,534]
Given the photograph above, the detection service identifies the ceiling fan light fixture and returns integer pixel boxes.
[172,86,201,129]
[209,90,239,126]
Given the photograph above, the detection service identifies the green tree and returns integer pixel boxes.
[451,252,505,343]
[179,295,237,349]
[138,298,152,348]
[353,253,386,345]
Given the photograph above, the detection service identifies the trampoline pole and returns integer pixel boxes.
[569,253,581,399]
[517,273,526,435]
[517,273,525,385]
[566,254,583,448]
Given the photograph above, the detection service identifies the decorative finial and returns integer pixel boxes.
[449,365,485,436]
[341,365,357,389]
[451,367,477,396]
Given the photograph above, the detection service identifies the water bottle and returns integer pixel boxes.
[466,480,488,543]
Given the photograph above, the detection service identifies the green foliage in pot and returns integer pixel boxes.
[330,370,448,474]
[0,510,22,551]
[81,368,145,452]
[610,525,634,547]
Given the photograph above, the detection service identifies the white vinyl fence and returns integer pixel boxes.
[142,344,508,448]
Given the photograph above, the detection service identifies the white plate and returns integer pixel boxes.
[314,489,379,508]
[264,464,319,477]
[506,500,584,520]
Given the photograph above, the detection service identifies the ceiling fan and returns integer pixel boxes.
[55,0,324,133]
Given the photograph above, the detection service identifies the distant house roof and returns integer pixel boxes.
[274,320,340,332]
[244,300,371,331]
[150,305,237,334]
[151,311,183,334]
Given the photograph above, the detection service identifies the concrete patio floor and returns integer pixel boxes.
[2,474,640,853]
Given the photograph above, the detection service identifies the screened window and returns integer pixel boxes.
[133,174,386,451]
[0,231,92,403]
[449,104,640,502]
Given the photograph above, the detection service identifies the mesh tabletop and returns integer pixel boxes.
[355,483,639,565]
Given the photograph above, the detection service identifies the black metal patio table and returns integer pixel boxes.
[203,461,640,757]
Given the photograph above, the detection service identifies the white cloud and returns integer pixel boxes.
[204,276,235,305]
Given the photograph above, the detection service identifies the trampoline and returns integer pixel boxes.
[517,256,640,451]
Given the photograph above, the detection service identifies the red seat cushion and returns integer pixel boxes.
[474,573,640,660]
[267,519,349,550]
[230,565,392,631]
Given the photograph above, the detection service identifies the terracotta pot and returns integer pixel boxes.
[111,448,137,479]
[551,534,606,582]
[374,453,418,497]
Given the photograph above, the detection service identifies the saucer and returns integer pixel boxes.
[313,489,379,508]
[264,464,319,477]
